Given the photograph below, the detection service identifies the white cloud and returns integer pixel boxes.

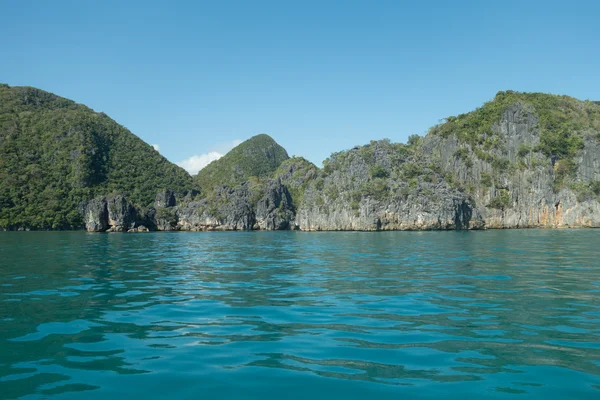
[177,151,223,175]
[151,144,160,152]
[176,139,243,175]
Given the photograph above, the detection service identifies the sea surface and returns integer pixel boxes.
[1,230,599,399]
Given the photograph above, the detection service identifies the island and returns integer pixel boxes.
[1,84,599,232]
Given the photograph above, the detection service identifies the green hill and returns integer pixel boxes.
[195,134,289,191]
[431,91,600,160]
[3,85,600,232]
[0,84,194,229]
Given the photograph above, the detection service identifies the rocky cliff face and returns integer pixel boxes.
[255,180,295,230]
[422,99,600,228]
[294,140,484,231]
[84,194,142,232]
[150,181,295,231]
[81,91,600,232]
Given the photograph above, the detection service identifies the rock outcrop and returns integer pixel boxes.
[75,91,600,232]
[155,189,176,208]
[255,180,295,230]
[295,140,484,231]
[422,99,600,228]
[84,195,137,232]
[84,197,109,232]
[106,195,137,232]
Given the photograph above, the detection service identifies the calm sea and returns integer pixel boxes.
[1,231,599,399]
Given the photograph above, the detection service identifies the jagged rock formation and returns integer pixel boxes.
[3,85,600,232]
[151,181,295,231]
[255,180,295,230]
[295,140,484,231]
[84,197,109,232]
[84,194,138,232]
[155,189,176,208]
[422,94,600,228]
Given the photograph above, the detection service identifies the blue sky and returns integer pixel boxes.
[1,0,599,173]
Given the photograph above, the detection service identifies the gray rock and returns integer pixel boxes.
[128,224,149,233]
[293,139,484,231]
[182,189,200,203]
[155,189,176,208]
[85,101,600,233]
[84,194,137,232]
[84,197,108,232]
[297,179,483,231]
[154,206,178,231]
[106,195,137,232]
[175,183,257,231]
[255,180,295,230]
[421,102,600,228]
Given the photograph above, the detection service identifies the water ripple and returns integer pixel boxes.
[1,230,600,399]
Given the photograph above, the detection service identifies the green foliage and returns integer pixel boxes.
[0,85,194,229]
[492,157,510,172]
[536,129,584,159]
[274,157,319,209]
[407,134,422,147]
[553,158,578,192]
[324,185,338,200]
[155,207,176,221]
[480,172,492,187]
[453,147,473,168]
[453,147,469,160]
[322,159,334,175]
[430,91,600,182]
[323,139,410,176]
[488,189,511,210]
[517,144,532,158]
[315,177,325,191]
[360,178,389,200]
[369,164,389,179]
[571,180,600,202]
[195,134,289,192]
[591,181,600,196]
[474,148,494,162]
[401,162,423,179]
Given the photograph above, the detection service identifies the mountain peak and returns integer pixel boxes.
[195,134,289,190]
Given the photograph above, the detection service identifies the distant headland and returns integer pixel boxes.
[1,83,600,232]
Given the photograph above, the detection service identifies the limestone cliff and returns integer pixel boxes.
[421,94,600,228]
[295,140,484,231]
[76,91,600,232]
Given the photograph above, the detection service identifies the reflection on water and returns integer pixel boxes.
[1,230,600,399]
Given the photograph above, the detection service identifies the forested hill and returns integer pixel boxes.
[2,85,600,232]
[0,84,194,229]
[195,134,289,190]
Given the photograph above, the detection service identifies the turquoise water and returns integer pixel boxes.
[1,231,599,399]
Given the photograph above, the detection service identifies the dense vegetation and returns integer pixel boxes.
[431,91,600,158]
[274,157,319,208]
[195,134,289,192]
[2,84,600,231]
[0,85,194,229]
[430,91,600,192]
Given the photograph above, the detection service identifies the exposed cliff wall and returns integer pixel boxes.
[84,194,145,232]
[150,180,296,231]
[73,90,600,232]
[422,98,600,228]
[295,140,484,230]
